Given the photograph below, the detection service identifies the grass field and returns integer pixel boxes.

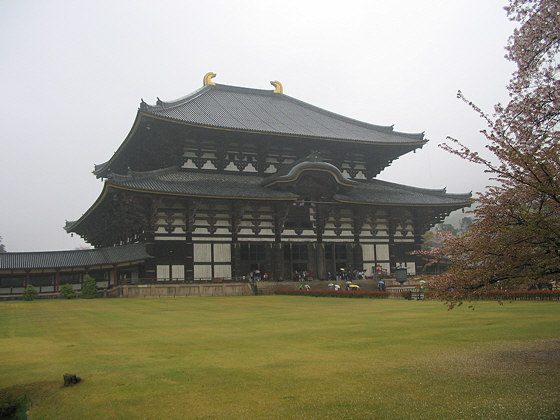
[0,296,559,419]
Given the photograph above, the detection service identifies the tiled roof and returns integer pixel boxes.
[339,180,472,205]
[109,167,298,200]
[106,167,470,206]
[142,83,426,144]
[0,243,151,270]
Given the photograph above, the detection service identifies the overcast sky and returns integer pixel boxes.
[0,1,516,252]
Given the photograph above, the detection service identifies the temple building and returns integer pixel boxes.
[0,74,470,293]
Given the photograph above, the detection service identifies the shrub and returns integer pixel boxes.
[60,283,76,299]
[22,285,38,301]
[400,290,413,300]
[81,275,99,299]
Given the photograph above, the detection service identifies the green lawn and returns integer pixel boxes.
[0,296,559,419]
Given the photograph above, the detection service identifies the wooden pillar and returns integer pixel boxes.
[308,243,317,279]
[55,271,60,292]
[264,243,273,277]
[388,218,396,273]
[288,243,293,278]
[231,242,241,280]
[113,265,118,287]
[25,271,30,287]
[316,243,327,280]
[332,243,337,274]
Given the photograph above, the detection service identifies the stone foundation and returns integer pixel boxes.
[115,283,254,298]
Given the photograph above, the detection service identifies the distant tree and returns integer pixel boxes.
[430,0,560,305]
[0,236,6,253]
[458,217,473,233]
[433,223,458,236]
[416,231,456,274]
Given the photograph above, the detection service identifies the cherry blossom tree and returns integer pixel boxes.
[426,0,560,305]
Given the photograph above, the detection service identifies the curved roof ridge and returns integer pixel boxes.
[109,166,179,181]
[370,178,472,199]
[280,92,405,136]
[143,85,212,110]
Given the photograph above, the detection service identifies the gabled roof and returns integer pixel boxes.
[262,151,358,193]
[141,83,426,145]
[0,243,151,270]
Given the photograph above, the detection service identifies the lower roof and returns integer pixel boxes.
[106,167,471,206]
[66,167,471,234]
[0,243,151,271]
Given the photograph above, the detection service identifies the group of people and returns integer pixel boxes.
[247,270,269,282]
[292,270,312,282]
[327,269,367,282]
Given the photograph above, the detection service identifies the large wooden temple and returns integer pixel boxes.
[0,74,471,294]
[64,73,470,283]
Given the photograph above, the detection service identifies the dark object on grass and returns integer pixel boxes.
[0,394,29,419]
[63,373,81,387]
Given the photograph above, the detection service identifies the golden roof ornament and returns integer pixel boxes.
[270,80,283,94]
[203,72,216,86]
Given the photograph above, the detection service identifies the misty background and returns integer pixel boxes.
[0,1,515,251]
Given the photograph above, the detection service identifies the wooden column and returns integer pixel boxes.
[230,243,240,279]
[272,203,289,281]
[272,243,284,281]
[308,243,317,279]
[55,271,60,292]
[316,243,327,280]
[313,203,330,280]
[388,217,397,273]
[230,202,245,281]
[113,265,118,287]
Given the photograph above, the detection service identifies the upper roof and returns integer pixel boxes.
[140,82,426,145]
[93,77,428,178]
[0,243,151,271]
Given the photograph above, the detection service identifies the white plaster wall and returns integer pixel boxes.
[214,244,231,263]
[405,262,417,275]
[376,244,390,261]
[194,264,212,279]
[157,265,170,281]
[362,244,375,262]
[172,265,185,280]
[194,243,212,263]
[214,265,232,278]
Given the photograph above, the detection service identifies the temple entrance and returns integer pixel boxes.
[324,243,349,275]
[283,243,309,280]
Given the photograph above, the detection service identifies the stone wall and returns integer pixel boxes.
[115,283,254,298]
